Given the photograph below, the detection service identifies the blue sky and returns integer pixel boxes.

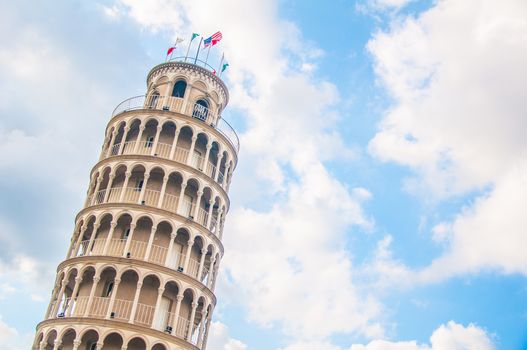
[1,0,527,349]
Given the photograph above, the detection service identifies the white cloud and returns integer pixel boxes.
[0,316,33,350]
[207,322,247,350]
[367,0,527,279]
[351,321,493,350]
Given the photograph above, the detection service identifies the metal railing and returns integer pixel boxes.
[111,94,239,152]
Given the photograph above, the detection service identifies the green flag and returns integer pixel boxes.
[191,33,200,41]
[222,63,229,72]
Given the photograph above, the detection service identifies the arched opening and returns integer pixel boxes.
[172,80,187,98]
[192,99,209,122]
[192,133,208,170]
[175,126,193,163]
[166,227,190,271]
[80,329,99,350]
[91,214,113,255]
[128,337,147,350]
[123,119,142,154]
[148,220,172,265]
[162,171,183,212]
[126,216,154,259]
[102,332,124,350]
[152,344,168,350]
[181,178,200,218]
[135,274,161,327]
[113,269,139,321]
[157,121,177,158]
[44,329,57,350]
[59,328,76,349]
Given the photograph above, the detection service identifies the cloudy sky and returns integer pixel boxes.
[1,0,526,349]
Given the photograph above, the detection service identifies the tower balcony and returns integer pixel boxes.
[103,139,228,189]
[47,296,192,341]
[72,238,212,286]
[85,186,223,237]
[112,95,239,153]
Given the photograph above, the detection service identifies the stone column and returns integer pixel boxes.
[177,181,187,215]
[170,294,184,334]
[137,172,150,204]
[183,239,195,274]
[143,225,158,261]
[151,287,165,328]
[197,248,207,282]
[84,275,101,317]
[164,233,177,267]
[65,276,83,317]
[197,308,208,347]
[186,135,198,165]
[214,208,224,234]
[213,153,224,182]
[186,301,199,341]
[103,173,115,203]
[105,130,118,157]
[90,177,103,205]
[86,223,100,254]
[133,125,145,153]
[72,339,81,350]
[129,281,143,323]
[151,125,163,156]
[105,278,121,319]
[118,126,130,154]
[206,199,215,228]
[102,221,118,255]
[169,129,181,160]
[206,256,216,289]
[51,277,67,317]
[192,190,203,220]
[222,161,232,186]
[69,223,87,258]
[52,339,62,350]
[157,175,169,208]
[203,143,212,175]
[119,171,132,202]
[201,306,214,350]
[122,223,136,257]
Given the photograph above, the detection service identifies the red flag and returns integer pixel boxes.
[166,47,176,56]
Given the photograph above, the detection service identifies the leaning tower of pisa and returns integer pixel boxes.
[33,57,239,350]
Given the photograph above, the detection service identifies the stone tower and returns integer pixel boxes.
[33,58,239,350]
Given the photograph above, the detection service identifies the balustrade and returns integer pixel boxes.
[102,139,228,188]
[47,295,196,344]
[74,240,210,284]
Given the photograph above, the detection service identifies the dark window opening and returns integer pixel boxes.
[172,80,187,98]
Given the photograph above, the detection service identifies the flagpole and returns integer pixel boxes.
[204,45,212,67]
[185,35,193,62]
[169,40,176,61]
[194,38,203,65]
[218,53,224,77]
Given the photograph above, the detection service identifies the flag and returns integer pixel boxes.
[212,69,217,75]
[204,31,222,48]
[166,38,184,56]
[221,63,229,72]
[191,33,200,41]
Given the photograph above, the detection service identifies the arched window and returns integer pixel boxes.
[148,91,160,109]
[192,99,209,121]
[172,80,187,98]
[103,281,114,297]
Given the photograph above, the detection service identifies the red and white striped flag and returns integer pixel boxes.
[204,31,222,48]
